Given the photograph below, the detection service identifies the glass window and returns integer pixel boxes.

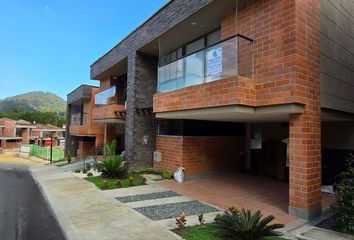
[207,29,221,46]
[185,51,204,87]
[186,38,205,55]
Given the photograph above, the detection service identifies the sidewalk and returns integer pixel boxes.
[30,165,181,240]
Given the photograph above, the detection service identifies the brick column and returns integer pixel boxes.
[288,0,321,219]
[21,128,30,144]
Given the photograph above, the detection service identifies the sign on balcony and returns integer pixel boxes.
[206,47,222,78]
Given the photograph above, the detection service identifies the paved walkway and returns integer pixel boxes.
[30,166,181,240]
[159,173,335,224]
[103,184,223,230]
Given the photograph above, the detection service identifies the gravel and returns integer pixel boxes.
[134,200,219,221]
[116,191,181,203]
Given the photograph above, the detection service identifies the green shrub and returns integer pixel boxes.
[130,167,173,179]
[66,152,72,164]
[160,169,173,179]
[100,155,127,179]
[86,163,91,171]
[74,169,81,173]
[87,172,93,177]
[214,208,284,240]
[331,153,354,235]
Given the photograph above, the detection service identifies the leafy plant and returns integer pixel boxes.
[86,163,91,171]
[87,172,93,177]
[130,167,173,179]
[102,179,109,189]
[104,140,117,159]
[176,212,187,229]
[100,155,128,179]
[74,169,81,173]
[198,213,205,225]
[214,208,284,240]
[116,179,122,188]
[160,169,173,179]
[331,153,354,235]
[67,152,72,164]
[129,176,134,186]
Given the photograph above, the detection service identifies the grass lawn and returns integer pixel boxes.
[176,224,286,240]
[176,224,223,240]
[85,174,145,190]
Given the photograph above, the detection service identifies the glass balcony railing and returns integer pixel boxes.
[95,86,116,105]
[157,35,253,93]
[71,113,87,125]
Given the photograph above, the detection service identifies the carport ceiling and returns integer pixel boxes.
[155,104,305,123]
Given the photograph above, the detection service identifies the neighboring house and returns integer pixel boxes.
[66,85,105,157]
[31,123,65,147]
[87,0,354,219]
[0,118,35,149]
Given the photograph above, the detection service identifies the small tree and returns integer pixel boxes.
[331,153,354,235]
[66,152,72,164]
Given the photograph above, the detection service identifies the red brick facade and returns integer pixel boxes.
[154,135,244,176]
[153,0,322,217]
[154,0,314,113]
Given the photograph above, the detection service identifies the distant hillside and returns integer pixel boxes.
[0,91,66,113]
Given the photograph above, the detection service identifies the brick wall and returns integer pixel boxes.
[78,141,95,157]
[154,0,313,114]
[154,135,244,175]
[0,119,16,137]
[154,135,184,172]
[154,76,255,112]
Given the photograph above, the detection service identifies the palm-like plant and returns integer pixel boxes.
[100,140,127,179]
[214,208,284,240]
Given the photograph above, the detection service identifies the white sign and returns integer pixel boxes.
[206,47,222,77]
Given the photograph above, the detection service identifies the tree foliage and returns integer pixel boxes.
[0,110,66,127]
[332,154,354,235]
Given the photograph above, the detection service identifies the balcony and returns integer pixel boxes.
[93,86,125,123]
[154,35,254,113]
[70,113,87,125]
[157,35,253,93]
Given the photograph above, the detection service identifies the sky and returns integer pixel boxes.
[0,0,166,100]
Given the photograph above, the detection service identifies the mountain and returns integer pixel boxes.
[0,91,66,113]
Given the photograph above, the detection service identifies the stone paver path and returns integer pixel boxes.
[103,184,222,230]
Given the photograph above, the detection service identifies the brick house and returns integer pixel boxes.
[31,123,65,147]
[66,85,106,157]
[0,118,36,149]
[88,0,354,219]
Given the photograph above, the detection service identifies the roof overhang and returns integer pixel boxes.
[70,134,96,137]
[92,118,125,124]
[32,129,65,132]
[321,108,354,122]
[0,137,22,140]
[16,125,36,128]
[155,103,305,123]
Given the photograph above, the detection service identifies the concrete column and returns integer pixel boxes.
[125,52,158,168]
[288,0,321,220]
